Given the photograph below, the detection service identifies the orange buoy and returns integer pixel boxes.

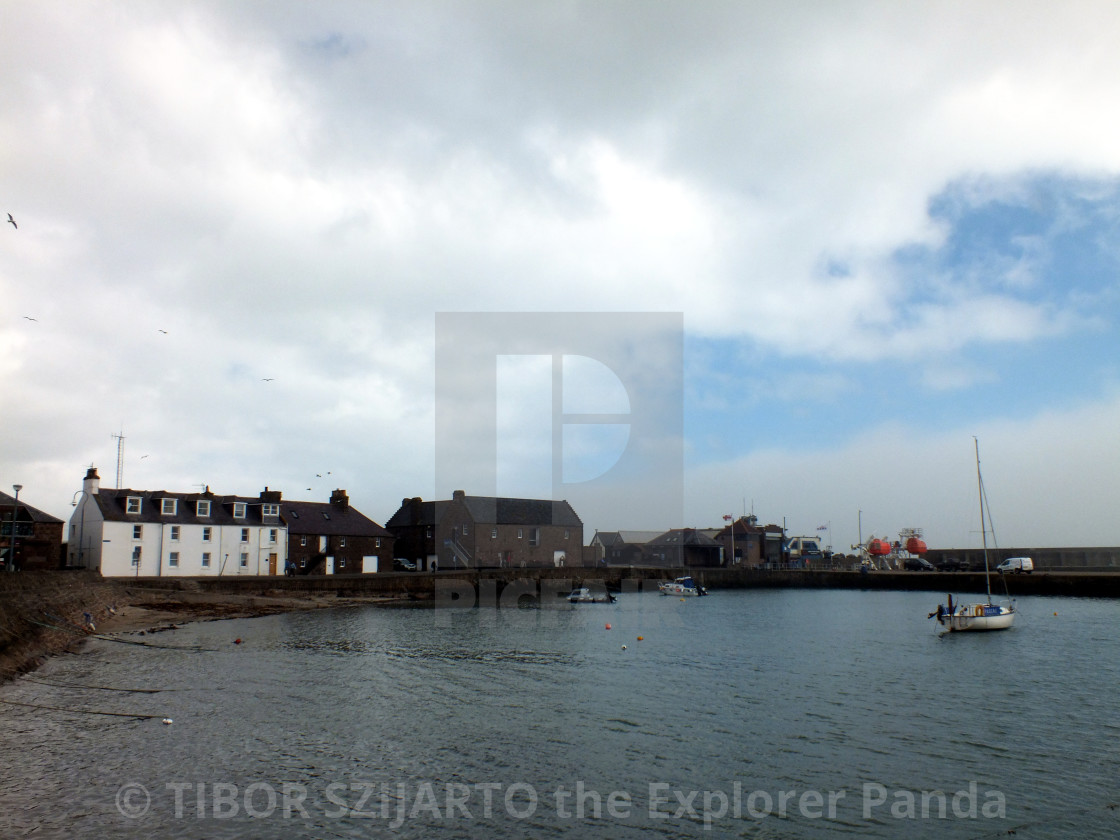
[605,623,611,630]
[233,638,242,645]
[637,636,644,641]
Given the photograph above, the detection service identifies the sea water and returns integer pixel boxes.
[1,588,1118,839]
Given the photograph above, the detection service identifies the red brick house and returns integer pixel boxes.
[281,489,394,574]
[1,489,64,570]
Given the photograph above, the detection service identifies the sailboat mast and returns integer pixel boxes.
[975,437,992,602]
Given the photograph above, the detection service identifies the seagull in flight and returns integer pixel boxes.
[6,214,16,229]
[140,454,149,459]
[158,329,167,334]
[23,316,37,322]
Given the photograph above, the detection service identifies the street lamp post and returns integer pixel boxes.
[8,484,23,572]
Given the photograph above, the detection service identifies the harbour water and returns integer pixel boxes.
[1,588,1118,839]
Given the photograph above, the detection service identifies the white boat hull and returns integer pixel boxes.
[936,604,1014,632]
[658,577,708,597]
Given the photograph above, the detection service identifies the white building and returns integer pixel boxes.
[69,467,289,577]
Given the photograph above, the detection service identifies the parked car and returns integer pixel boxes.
[393,559,418,571]
[995,557,1034,574]
[934,557,965,572]
[905,557,935,571]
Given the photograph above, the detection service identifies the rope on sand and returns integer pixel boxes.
[0,697,164,720]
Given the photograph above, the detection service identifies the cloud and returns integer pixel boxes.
[3,2,1120,543]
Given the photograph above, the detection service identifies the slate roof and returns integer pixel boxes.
[92,488,280,528]
[386,496,582,528]
[460,496,582,527]
[649,528,721,547]
[281,500,391,538]
[0,491,63,524]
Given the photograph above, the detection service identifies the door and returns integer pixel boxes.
[268,553,278,575]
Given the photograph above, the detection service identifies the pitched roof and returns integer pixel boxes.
[459,496,582,527]
[281,500,391,538]
[386,496,583,528]
[649,528,721,547]
[0,491,63,524]
[93,488,280,528]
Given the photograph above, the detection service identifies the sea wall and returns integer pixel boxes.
[117,566,1120,599]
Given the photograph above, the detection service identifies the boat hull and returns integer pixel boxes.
[937,604,1014,632]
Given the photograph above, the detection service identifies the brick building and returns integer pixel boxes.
[1,489,63,570]
[281,489,394,574]
[386,490,584,570]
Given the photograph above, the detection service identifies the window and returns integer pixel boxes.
[131,547,141,565]
[202,552,211,568]
[239,552,248,568]
[161,498,177,515]
[338,558,347,569]
[262,503,279,517]
[564,530,570,540]
[300,535,307,547]
[133,524,143,540]
[290,510,299,519]
[339,536,347,547]
[170,526,181,541]
[462,524,469,536]
[269,529,278,544]
[241,528,249,542]
[299,558,307,568]
[169,552,179,567]
[491,528,497,539]
[196,500,211,517]
[202,527,212,542]
[233,502,246,519]
[517,528,523,539]
[375,538,381,548]
[321,512,331,521]
[426,527,432,538]
[126,497,142,514]
[529,528,540,547]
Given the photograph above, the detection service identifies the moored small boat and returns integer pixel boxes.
[658,576,708,597]
[568,586,617,603]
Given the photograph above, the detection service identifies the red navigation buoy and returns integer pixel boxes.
[233,638,242,645]
[605,623,611,630]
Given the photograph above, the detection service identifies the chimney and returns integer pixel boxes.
[83,465,101,495]
[259,487,282,503]
[330,489,349,510]
[453,490,465,501]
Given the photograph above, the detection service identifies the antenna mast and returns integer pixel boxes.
[111,429,125,489]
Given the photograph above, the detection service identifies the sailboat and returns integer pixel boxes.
[930,438,1015,632]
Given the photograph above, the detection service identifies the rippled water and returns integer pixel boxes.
[2,589,1119,838]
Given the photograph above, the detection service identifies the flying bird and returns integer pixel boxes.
[158,329,167,334]
[140,455,149,460]
[262,378,274,382]
[23,316,37,322]
[6,214,15,229]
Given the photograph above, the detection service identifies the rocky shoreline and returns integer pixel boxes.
[0,571,407,685]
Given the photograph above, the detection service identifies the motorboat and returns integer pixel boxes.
[568,586,617,604]
[658,576,708,597]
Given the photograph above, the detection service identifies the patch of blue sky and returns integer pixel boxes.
[686,173,1120,465]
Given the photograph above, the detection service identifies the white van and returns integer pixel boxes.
[996,557,1034,574]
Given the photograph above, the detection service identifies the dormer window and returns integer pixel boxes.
[161,498,178,516]
[196,500,211,517]
[126,496,142,514]
[262,503,279,517]
[233,502,246,519]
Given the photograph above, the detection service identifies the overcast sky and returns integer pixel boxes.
[3,1,1119,553]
